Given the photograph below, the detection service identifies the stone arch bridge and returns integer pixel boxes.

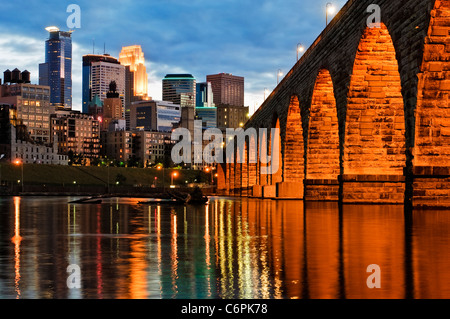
[217,0,450,208]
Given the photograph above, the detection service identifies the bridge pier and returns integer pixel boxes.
[341,175,405,204]
[304,179,340,201]
[251,185,263,198]
[412,167,450,209]
[262,185,277,199]
[276,182,304,200]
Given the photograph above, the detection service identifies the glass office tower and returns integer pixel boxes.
[39,27,72,109]
[162,74,196,108]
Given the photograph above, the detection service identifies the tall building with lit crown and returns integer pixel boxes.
[39,26,72,109]
[119,45,149,99]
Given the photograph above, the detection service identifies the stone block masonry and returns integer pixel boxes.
[222,0,450,208]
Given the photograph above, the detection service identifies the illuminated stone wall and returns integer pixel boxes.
[223,0,450,208]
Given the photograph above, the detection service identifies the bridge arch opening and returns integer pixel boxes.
[216,163,227,193]
[344,23,405,176]
[259,128,269,186]
[284,95,305,184]
[307,69,340,180]
[247,132,258,187]
[343,23,406,204]
[270,117,283,185]
[306,69,340,201]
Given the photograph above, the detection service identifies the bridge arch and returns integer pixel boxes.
[415,0,450,166]
[344,23,406,176]
[270,115,283,186]
[306,69,340,200]
[216,163,227,194]
[412,0,450,207]
[342,22,406,203]
[284,95,305,184]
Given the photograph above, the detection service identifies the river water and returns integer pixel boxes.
[0,196,449,299]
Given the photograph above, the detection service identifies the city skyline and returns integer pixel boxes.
[0,0,346,114]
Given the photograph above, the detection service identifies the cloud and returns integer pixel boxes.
[0,31,43,82]
[0,0,348,113]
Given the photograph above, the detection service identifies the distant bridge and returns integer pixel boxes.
[217,0,450,208]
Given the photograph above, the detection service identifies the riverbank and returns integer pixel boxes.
[0,163,210,186]
[0,163,214,196]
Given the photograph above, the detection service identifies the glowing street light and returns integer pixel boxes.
[264,88,270,100]
[14,159,24,193]
[205,166,216,184]
[277,69,283,85]
[107,160,113,194]
[157,164,165,191]
[297,43,305,61]
[171,171,178,188]
[212,166,217,184]
[0,154,4,186]
[326,3,336,25]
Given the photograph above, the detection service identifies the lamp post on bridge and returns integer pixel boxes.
[326,3,336,26]
[297,43,305,61]
[277,69,283,85]
[264,88,270,100]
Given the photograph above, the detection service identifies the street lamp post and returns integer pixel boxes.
[205,167,215,185]
[277,69,283,85]
[108,162,110,194]
[107,160,113,194]
[171,171,178,188]
[326,3,336,26]
[0,154,4,186]
[14,160,24,193]
[157,165,165,192]
[211,167,215,184]
[297,43,305,61]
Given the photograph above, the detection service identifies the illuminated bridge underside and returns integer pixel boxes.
[217,0,450,208]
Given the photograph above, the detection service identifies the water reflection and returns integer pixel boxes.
[0,196,450,299]
[12,197,22,298]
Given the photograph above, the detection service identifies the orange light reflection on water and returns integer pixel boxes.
[12,197,22,299]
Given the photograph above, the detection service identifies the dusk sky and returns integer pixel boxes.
[0,0,346,113]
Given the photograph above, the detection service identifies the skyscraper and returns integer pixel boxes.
[206,73,244,107]
[119,45,149,99]
[39,26,72,109]
[195,81,216,129]
[82,54,126,114]
[196,82,215,107]
[130,100,181,132]
[162,74,196,108]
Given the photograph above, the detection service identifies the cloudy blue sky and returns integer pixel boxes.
[0,0,346,113]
